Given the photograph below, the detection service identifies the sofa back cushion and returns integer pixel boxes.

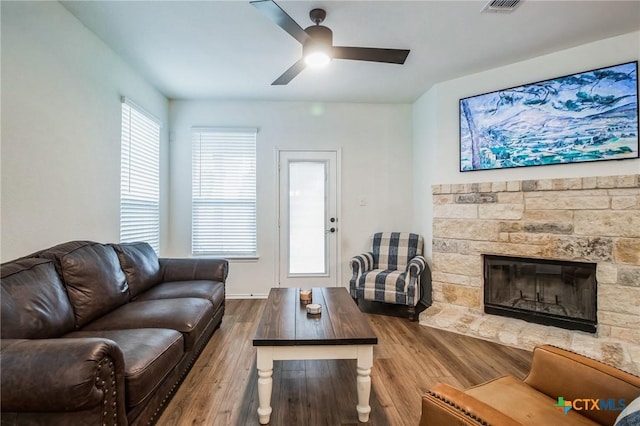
[525,345,640,425]
[36,240,97,276]
[1,258,75,338]
[39,242,130,328]
[111,242,161,297]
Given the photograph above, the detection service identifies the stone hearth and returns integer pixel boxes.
[420,174,640,375]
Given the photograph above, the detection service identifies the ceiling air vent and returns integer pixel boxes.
[481,0,523,13]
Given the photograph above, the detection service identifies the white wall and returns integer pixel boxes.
[413,31,640,256]
[1,1,169,261]
[169,100,413,297]
[5,1,635,296]
[412,86,438,266]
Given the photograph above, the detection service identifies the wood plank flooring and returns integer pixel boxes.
[158,299,533,426]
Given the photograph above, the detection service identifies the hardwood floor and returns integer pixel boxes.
[158,299,533,426]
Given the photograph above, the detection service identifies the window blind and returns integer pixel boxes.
[120,97,161,253]
[192,128,257,257]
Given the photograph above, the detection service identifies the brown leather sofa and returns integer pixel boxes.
[1,241,227,426]
[420,345,640,426]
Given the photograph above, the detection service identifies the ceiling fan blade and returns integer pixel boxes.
[333,47,410,64]
[251,0,311,45]
[272,58,306,85]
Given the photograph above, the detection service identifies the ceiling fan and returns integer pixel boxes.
[250,0,411,85]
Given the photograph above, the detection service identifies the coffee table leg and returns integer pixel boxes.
[256,347,273,424]
[356,345,373,422]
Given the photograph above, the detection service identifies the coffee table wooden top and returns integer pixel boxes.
[253,287,378,346]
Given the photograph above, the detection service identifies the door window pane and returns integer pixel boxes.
[289,161,326,274]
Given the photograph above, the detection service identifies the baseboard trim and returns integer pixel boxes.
[226,293,269,299]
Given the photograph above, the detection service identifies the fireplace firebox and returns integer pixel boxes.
[484,255,597,333]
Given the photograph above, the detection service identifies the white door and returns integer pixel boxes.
[278,150,339,287]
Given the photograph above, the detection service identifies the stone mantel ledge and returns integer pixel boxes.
[432,175,640,195]
[419,304,640,376]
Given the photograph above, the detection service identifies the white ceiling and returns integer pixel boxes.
[61,0,640,103]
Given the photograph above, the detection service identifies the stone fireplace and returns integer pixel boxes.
[419,174,640,375]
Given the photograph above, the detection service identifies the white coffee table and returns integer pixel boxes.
[252,287,378,424]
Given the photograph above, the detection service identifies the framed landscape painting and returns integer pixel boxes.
[459,61,639,171]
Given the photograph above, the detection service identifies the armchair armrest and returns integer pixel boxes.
[406,255,427,277]
[523,345,640,425]
[421,383,521,426]
[159,258,228,282]
[350,252,374,275]
[349,252,374,296]
[1,338,126,423]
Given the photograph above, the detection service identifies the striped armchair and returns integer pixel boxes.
[350,232,427,320]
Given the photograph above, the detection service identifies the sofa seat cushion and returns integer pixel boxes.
[134,280,224,310]
[111,243,162,297]
[465,375,599,426]
[80,298,213,351]
[1,258,75,339]
[65,328,184,408]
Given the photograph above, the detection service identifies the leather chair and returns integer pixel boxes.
[350,232,427,320]
[420,345,640,425]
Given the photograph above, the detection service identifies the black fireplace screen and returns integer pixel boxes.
[484,255,597,333]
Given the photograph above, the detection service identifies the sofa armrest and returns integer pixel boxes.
[159,258,228,282]
[524,345,640,425]
[1,338,126,423]
[420,383,522,426]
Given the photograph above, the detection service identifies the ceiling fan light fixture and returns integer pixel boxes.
[250,1,411,85]
[303,24,333,68]
[304,50,331,67]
